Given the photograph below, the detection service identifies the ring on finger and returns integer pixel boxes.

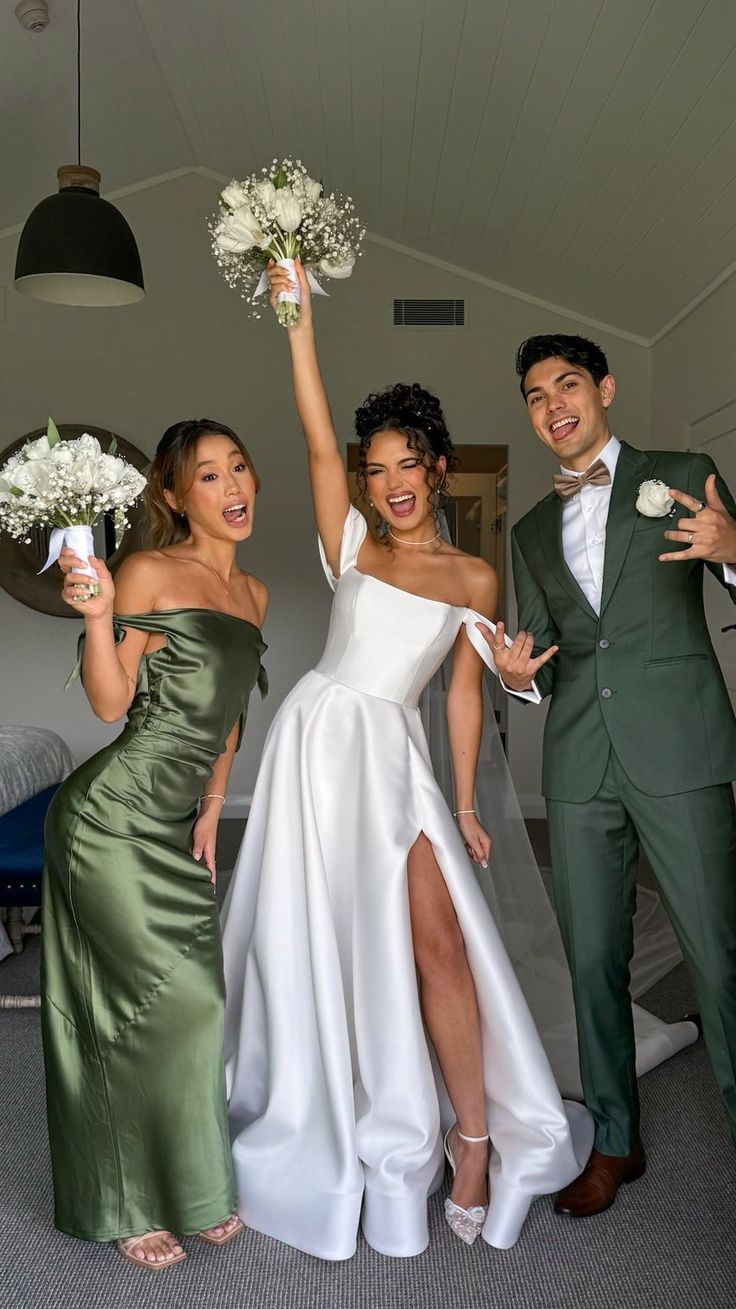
[688,532,694,543]
[695,501,704,512]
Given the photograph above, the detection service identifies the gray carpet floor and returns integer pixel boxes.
[1,828,735,1308]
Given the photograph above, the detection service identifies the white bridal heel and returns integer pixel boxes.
[443,1125,490,1246]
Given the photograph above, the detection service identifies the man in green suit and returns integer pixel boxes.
[484,333,736,1217]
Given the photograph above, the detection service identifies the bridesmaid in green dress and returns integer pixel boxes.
[42,419,268,1271]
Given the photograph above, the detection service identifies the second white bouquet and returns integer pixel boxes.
[210,158,365,325]
[0,420,147,588]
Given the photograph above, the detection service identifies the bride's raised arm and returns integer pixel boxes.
[268,259,350,577]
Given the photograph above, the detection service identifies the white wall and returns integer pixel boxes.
[0,171,653,813]
[650,270,736,719]
[651,273,736,442]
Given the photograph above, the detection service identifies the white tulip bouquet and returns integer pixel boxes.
[210,158,365,325]
[0,420,147,588]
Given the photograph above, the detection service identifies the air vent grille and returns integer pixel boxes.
[393,298,465,326]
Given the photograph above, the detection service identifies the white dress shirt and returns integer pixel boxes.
[561,434,620,614]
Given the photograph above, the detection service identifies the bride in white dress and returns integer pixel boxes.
[221,260,597,1260]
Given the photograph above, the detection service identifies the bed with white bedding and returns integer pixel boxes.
[0,725,74,966]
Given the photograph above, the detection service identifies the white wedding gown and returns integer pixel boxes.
[222,507,695,1260]
[222,506,596,1259]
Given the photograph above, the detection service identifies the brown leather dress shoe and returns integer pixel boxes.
[554,1143,646,1217]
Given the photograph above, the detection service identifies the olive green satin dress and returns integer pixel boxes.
[41,609,267,1242]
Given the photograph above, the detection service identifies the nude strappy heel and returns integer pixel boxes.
[199,1214,245,1246]
[116,1231,186,1270]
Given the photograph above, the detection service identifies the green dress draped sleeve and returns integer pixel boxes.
[41,609,267,1241]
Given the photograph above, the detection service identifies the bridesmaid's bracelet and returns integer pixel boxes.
[453,809,476,818]
[200,793,226,804]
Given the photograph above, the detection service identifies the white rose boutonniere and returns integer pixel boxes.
[636,479,675,518]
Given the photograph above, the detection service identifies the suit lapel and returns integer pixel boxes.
[599,442,655,616]
[536,492,600,623]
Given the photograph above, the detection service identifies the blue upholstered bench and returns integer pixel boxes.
[0,783,57,953]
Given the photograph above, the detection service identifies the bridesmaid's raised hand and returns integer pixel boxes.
[60,550,114,621]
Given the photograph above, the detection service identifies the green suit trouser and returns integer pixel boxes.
[547,750,736,1156]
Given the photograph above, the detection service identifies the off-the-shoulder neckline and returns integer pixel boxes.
[114,607,263,634]
[352,569,460,612]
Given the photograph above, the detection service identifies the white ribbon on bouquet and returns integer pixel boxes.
[38,523,97,581]
[254,257,329,306]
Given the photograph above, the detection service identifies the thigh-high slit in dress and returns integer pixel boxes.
[222,511,595,1259]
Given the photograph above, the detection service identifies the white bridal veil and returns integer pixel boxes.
[420,641,698,1098]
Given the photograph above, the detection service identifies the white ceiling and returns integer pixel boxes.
[1,0,735,341]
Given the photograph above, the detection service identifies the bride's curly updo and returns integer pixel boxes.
[354,382,458,527]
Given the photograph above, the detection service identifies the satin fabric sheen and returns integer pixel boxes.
[222,509,594,1260]
[41,609,266,1241]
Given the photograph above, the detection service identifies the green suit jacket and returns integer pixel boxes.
[511,441,736,801]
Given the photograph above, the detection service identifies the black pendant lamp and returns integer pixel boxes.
[14,1,144,306]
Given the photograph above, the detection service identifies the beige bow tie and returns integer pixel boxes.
[553,458,611,500]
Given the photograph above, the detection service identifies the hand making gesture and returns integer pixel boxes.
[474,621,558,692]
[659,474,736,565]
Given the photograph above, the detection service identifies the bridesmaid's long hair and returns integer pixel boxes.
[143,419,260,548]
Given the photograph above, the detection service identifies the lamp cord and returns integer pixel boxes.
[76,0,81,166]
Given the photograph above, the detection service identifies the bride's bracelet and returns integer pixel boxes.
[453,809,476,818]
[200,792,226,805]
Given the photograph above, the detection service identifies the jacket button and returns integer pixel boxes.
[599,638,610,649]
[601,687,612,699]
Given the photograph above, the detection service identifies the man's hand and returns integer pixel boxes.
[659,474,736,565]
[475,620,558,692]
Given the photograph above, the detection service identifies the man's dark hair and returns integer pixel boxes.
[515,334,610,396]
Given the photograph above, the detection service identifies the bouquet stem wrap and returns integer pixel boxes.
[39,524,97,584]
[253,258,328,326]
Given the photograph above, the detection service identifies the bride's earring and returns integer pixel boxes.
[369,499,388,537]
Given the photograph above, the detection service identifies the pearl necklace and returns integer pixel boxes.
[387,528,441,546]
